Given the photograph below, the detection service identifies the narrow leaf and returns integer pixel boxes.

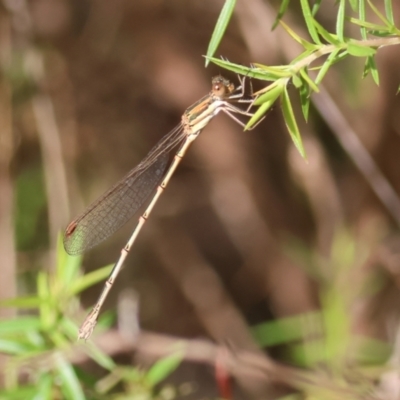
[358,0,367,39]
[363,55,379,85]
[313,20,341,45]
[253,81,285,105]
[369,30,397,37]
[252,312,321,346]
[251,64,292,78]
[272,0,291,30]
[0,296,42,308]
[280,20,317,50]
[37,373,53,400]
[289,49,315,65]
[146,351,185,386]
[337,50,349,61]
[57,233,82,286]
[0,317,41,334]
[336,0,346,42]
[245,101,274,130]
[347,42,376,57]
[70,264,113,295]
[37,272,52,329]
[311,0,322,16]
[299,0,321,44]
[246,83,284,129]
[299,82,311,121]
[369,56,380,85]
[367,0,390,26]
[299,68,319,92]
[349,18,391,32]
[55,353,85,400]
[384,0,394,25]
[292,74,302,89]
[281,86,306,158]
[205,0,237,66]
[348,0,358,12]
[315,49,341,85]
[85,341,116,371]
[206,57,273,81]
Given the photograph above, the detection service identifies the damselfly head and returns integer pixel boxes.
[211,75,235,99]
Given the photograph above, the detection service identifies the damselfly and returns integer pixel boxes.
[64,75,255,339]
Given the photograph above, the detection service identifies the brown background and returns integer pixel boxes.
[1,0,400,398]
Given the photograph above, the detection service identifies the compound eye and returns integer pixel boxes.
[213,83,224,96]
[211,76,232,98]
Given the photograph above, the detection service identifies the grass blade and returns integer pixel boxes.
[384,0,394,25]
[282,86,306,158]
[336,0,346,42]
[272,0,291,29]
[359,0,367,39]
[205,0,236,66]
[347,42,376,57]
[300,0,321,44]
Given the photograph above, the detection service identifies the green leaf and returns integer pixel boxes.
[292,74,302,88]
[252,63,292,78]
[57,233,82,288]
[55,353,85,400]
[280,20,317,50]
[146,351,185,386]
[367,0,390,26]
[299,78,311,121]
[337,50,349,61]
[59,317,79,340]
[311,0,322,16]
[253,81,285,106]
[313,20,341,45]
[37,272,53,329]
[299,68,319,92]
[37,373,53,400]
[0,317,41,334]
[246,82,284,129]
[84,341,116,371]
[336,0,346,42]
[205,0,237,67]
[348,0,358,12]
[245,100,273,130]
[349,18,391,32]
[384,0,395,25]
[0,386,38,399]
[363,55,380,85]
[358,0,367,39]
[0,295,42,308]
[300,90,310,122]
[0,339,36,355]
[289,49,315,65]
[252,312,321,347]
[272,0,291,30]
[48,329,69,348]
[206,57,273,81]
[368,30,396,37]
[299,69,312,121]
[315,49,341,85]
[347,42,376,57]
[281,86,306,158]
[299,0,321,44]
[69,264,113,295]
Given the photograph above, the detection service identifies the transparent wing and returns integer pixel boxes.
[64,124,185,255]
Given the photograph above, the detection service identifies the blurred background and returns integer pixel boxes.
[1,0,400,398]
